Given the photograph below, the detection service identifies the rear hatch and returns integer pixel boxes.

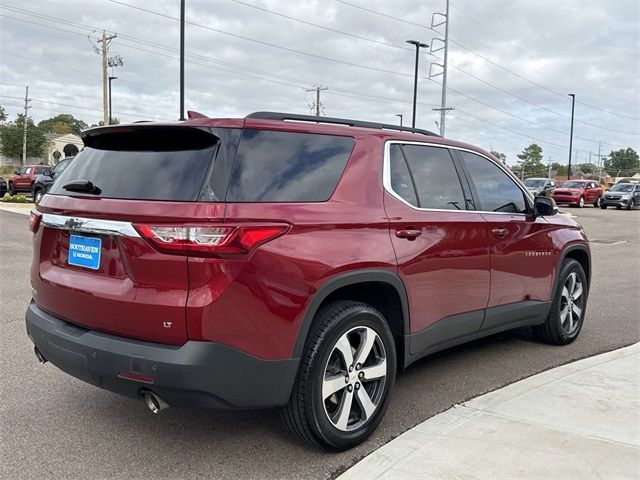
[31,125,226,345]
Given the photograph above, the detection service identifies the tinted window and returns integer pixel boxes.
[400,145,465,210]
[460,151,528,214]
[226,130,353,202]
[34,166,48,174]
[389,145,418,207]
[50,146,216,201]
[560,181,586,188]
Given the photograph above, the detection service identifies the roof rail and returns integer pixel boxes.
[246,111,439,137]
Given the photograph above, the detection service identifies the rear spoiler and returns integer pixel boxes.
[81,125,219,151]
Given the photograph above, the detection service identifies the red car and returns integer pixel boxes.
[551,180,603,207]
[26,112,591,450]
[8,164,50,196]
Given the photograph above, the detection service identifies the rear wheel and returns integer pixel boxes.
[593,196,600,207]
[282,301,396,451]
[535,259,587,345]
[8,182,16,196]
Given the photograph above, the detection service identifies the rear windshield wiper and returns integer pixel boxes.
[63,180,102,195]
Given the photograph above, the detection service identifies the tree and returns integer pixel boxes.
[90,117,120,127]
[604,148,640,177]
[0,104,6,123]
[38,114,88,135]
[490,151,507,164]
[516,144,546,178]
[550,162,567,177]
[0,114,50,159]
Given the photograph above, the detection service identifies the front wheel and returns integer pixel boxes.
[8,182,16,196]
[578,196,585,208]
[600,203,607,209]
[282,301,396,451]
[535,259,587,345]
[627,199,635,210]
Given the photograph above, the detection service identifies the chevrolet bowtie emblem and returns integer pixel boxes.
[64,218,84,229]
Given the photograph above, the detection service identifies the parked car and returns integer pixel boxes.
[26,112,591,451]
[523,177,555,196]
[600,182,640,210]
[0,176,7,198]
[8,165,50,196]
[551,180,602,207]
[31,157,74,204]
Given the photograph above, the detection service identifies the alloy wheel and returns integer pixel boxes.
[559,272,584,335]
[322,326,387,432]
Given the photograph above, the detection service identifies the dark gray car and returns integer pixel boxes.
[523,177,556,196]
[601,183,640,210]
[31,157,73,204]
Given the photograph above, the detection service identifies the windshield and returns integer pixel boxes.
[560,181,586,188]
[610,183,634,192]
[524,179,545,188]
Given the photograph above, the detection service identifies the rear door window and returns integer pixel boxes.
[226,129,354,202]
[398,145,466,210]
[49,128,218,201]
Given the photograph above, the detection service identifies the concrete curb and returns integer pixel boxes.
[339,343,640,480]
[0,204,34,216]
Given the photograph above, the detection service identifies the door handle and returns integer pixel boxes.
[396,229,421,240]
[491,227,509,238]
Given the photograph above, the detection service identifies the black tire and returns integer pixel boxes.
[627,199,635,210]
[8,182,16,196]
[616,205,621,210]
[577,196,585,208]
[600,203,607,209]
[282,301,396,451]
[535,259,588,345]
[33,187,43,204]
[593,197,600,207]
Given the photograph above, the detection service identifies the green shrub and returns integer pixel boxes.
[1,194,29,203]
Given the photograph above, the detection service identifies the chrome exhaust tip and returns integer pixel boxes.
[141,390,169,414]
[34,346,47,364]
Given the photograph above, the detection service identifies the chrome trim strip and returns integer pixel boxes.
[40,213,140,237]
[382,140,533,216]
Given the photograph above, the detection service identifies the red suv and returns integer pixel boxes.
[26,112,591,450]
[551,180,603,208]
[9,164,50,196]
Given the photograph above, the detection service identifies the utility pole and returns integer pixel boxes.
[22,86,30,166]
[97,31,117,125]
[429,1,453,136]
[567,93,576,180]
[306,86,327,116]
[595,141,603,182]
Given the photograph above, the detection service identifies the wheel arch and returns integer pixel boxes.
[555,244,591,293]
[291,269,410,365]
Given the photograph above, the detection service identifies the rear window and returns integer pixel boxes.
[49,129,218,202]
[225,129,354,202]
[34,166,49,174]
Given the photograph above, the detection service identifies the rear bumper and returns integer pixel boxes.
[25,301,299,409]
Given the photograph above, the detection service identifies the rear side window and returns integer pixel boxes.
[398,145,466,210]
[50,129,218,201]
[226,129,354,202]
[34,166,48,174]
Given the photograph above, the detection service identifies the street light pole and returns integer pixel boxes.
[108,76,117,125]
[406,40,428,129]
[179,0,185,121]
[567,93,575,180]
[395,114,403,127]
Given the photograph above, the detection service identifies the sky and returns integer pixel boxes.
[1,0,639,166]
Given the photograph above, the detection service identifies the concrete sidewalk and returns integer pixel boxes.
[340,343,640,480]
[0,203,33,216]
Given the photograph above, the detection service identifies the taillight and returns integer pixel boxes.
[134,224,289,256]
[29,210,42,233]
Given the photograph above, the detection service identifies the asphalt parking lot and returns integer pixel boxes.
[1,206,638,479]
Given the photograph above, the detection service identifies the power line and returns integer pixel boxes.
[336,0,640,123]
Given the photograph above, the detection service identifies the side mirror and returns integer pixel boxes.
[534,196,558,216]
[43,169,52,177]
[14,170,19,175]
